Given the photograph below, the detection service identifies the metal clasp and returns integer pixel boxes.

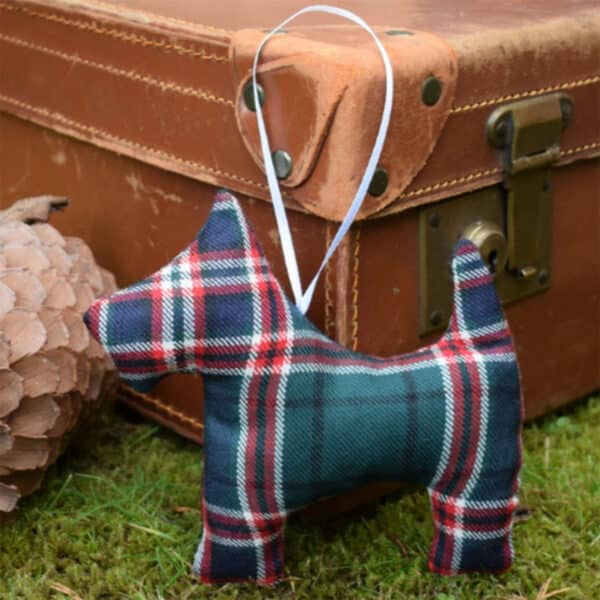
[486,92,573,281]
[418,92,574,335]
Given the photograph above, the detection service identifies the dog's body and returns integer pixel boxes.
[86,191,522,584]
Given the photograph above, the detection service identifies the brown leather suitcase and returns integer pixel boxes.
[1,0,599,451]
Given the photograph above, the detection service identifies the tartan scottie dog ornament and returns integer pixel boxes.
[85,5,522,585]
[85,190,523,584]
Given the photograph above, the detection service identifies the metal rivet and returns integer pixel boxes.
[272,150,293,180]
[538,269,550,286]
[429,310,443,327]
[368,168,389,197]
[421,76,443,106]
[386,29,414,36]
[243,81,265,112]
[428,213,441,229]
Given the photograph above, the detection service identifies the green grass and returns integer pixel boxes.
[1,395,598,600]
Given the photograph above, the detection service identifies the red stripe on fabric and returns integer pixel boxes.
[454,342,482,496]
[200,248,247,261]
[435,341,466,496]
[288,351,435,370]
[203,282,255,295]
[149,271,168,369]
[244,231,287,581]
[260,273,291,520]
[242,241,278,540]
[457,275,493,290]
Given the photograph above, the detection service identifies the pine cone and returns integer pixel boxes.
[0,196,117,522]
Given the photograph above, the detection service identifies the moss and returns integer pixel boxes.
[1,395,598,599]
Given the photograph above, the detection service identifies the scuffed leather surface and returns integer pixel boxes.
[233,27,457,220]
[0,0,598,221]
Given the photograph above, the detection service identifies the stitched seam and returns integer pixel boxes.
[0,1,228,62]
[351,226,360,352]
[324,223,333,338]
[119,384,204,430]
[399,140,600,200]
[79,0,233,35]
[0,93,269,190]
[561,141,600,156]
[0,33,234,107]
[399,168,502,200]
[450,75,600,114]
[0,94,596,204]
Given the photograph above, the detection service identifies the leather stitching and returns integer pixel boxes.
[0,93,597,208]
[0,1,229,62]
[351,227,360,352]
[0,33,234,107]
[119,384,204,430]
[561,141,600,157]
[400,168,503,200]
[0,93,270,190]
[450,75,600,114]
[77,0,233,35]
[399,141,600,200]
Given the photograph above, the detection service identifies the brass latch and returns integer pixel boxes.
[419,92,574,335]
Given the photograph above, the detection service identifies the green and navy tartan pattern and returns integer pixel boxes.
[85,190,523,585]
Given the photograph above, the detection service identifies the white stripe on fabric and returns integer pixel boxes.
[453,251,482,266]
[201,257,269,270]
[192,530,206,576]
[429,491,518,510]
[231,198,267,581]
[98,298,110,346]
[428,347,455,490]
[462,351,490,501]
[253,5,394,313]
[449,255,469,572]
[434,522,513,541]
[209,531,282,549]
[274,294,293,513]
[186,352,518,378]
[205,503,286,521]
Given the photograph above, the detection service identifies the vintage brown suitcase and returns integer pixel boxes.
[1,0,599,452]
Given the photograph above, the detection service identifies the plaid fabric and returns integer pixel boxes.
[85,190,523,585]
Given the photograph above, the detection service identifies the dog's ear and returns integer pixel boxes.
[447,239,506,338]
[197,190,265,259]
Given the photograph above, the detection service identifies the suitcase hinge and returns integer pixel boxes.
[418,92,574,335]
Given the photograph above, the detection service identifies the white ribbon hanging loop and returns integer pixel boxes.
[252,5,394,314]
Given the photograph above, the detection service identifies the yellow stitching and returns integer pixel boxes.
[119,384,204,430]
[324,223,334,338]
[450,76,600,114]
[1,93,596,207]
[351,227,360,352]
[399,141,600,201]
[561,141,600,156]
[0,33,234,107]
[0,2,228,62]
[80,0,233,35]
[400,168,503,200]
[0,93,269,190]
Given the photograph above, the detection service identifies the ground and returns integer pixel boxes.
[0,394,598,600]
